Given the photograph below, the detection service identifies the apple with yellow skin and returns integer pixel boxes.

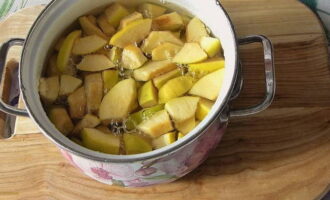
[173,43,208,64]
[124,134,152,154]
[138,81,158,108]
[158,76,195,103]
[200,36,222,57]
[152,132,176,149]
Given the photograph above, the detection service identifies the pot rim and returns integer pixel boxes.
[20,0,239,163]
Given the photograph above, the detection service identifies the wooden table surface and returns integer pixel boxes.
[0,0,330,199]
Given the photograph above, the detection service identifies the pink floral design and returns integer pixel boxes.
[135,167,157,176]
[91,167,113,180]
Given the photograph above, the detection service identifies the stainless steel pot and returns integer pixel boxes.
[0,0,275,187]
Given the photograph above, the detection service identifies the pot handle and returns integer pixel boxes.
[230,35,275,117]
[0,38,29,117]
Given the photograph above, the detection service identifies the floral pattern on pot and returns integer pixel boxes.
[60,120,227,187]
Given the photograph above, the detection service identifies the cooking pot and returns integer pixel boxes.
[0,0,275,187]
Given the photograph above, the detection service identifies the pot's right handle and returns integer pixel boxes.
[0,38,29,117]
[230,35,275,117]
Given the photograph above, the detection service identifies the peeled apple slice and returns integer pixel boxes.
[152,132,176,149]
[186,17,209,42]
[189,68,225,101]
[72,35,107,55]
[73,114,101,134]
[188,58,225,77]
[39,76,59,104]
[99,79,137,121]
[200,36,222,57]
[79,16,107,39]
[141,31,183,54]
[77,54,115,72]
[151,42,182,61]
[165,96,200,124]
[138,3,166,18]
[137,110,173,138]
[153,68,181,89]
[173,43,208,64]
[59,75,82,96]
[121,45,147,69]
[104,3,130,28]
[49,107,74,135]
[138,81,158,108]
[110,19,152,48]
[134,60,177,81]
[81,128,120,154]
[68,86,86,119]
[119,12,143,30]
[57,30,82,73]
[196,98,214,121]
[153,12,184,31]
[123,134,152,154]
[158,76,195,103]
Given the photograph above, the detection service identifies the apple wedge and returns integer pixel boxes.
[158,76,195,103]
[102,70,119,93]
[68,86,86,119]
[137,110,173,138]
[153,68,181,89]
[77,54,115,71]
[73,114,101,134]
[46,54,60,76]
[141,31,183,54]
[59,75,82,96]
[152,132,176,149]
[165,96,199,123]
[133,60,177,81]
[123,134,152,154]
[110,19,152,48]
[85,73,103,113]
[175,117,196,134]
[72,35,107,55]
[57,30,82,73]
[188,57,225,77]
[79,16,107,39]
[186,17,209,42]
[39,76,59,104]
[96,15,116,36]
[109,47,122,63]
[200,36,222,57]
[121,45,147,69]
[173,43,208,64]
[104,3,130,28]
[152,42,182,61]
[138,81,158,108]
[119,12,143,30]
[189,68,225,100]
[138,3,166,18]
[177,132,185,139]
[99,78,137,121]
[49,107,74,135]
[87,15,97,25]
[153,12,184,31]
[81,128,120,154]
[196,98,214,121]
[125,104,164,130]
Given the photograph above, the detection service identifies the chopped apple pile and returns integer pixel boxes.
[39,2,225,155]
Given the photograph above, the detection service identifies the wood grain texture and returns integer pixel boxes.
[0,0,329,199]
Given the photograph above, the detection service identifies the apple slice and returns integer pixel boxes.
[59,75,82,96]
[46,54,60,76]
[125,104,164,130]
[153,12,184,31]
[152,132,176,149]
[81,128,120,154]
[141,31,183,54]
[119,12,143,30]
[138,3,166,18]
[200,36,222,57]
[186,17,209,42]
[68,86,86,119]
[158,76,195,103]
[87,15,97,25]
[79,16,107,39]
[175,117,196,134]
[189,68,225,100]
[165,96,199,122]
[85,73,103,113]
[72,35,107,55]
[137,110,173,138]
[152,42,182,61]
[57,30,82,73]
[49,107,74,135]
[196,98,214,121]
[153,68,181,89]
[181,15,191,26]
[173,43,208,64]
[73,114,101,134]
[121,45,147,69]
[123,134,152,155]
[177,132,185,139]
[133,60,177,81]
[99,78,137,121]
[39,76,60,104]
[188,58,225,78]
[109,47,122,64]
[77,54,115,72]
[104,3,130,28]
[110,19,152,48]
[54,37,65,52]
[96,15,116,36]
[138,81,158,108]
[102,70,119,93]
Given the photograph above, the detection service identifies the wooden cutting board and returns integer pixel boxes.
[0,0,330,199]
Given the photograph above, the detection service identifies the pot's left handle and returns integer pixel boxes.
[0,38,29,117]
